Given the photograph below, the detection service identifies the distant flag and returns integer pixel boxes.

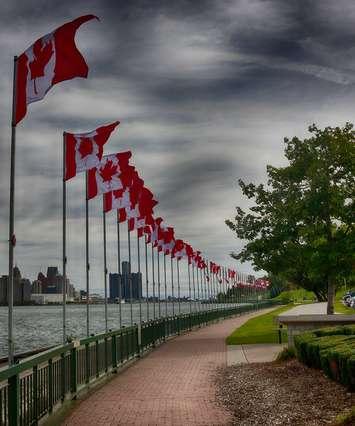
[87,151,131,199]
[64,121,119,180]
[15,15,98,124]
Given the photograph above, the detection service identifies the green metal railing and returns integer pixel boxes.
[0,301,279,425]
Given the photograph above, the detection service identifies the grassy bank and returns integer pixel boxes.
[226,304,293,345]
[272,289,315,304]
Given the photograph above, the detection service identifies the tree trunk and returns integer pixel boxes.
[327,276,335,314]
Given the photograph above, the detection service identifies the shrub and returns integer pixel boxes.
[294,327,355,389]
[276,346,295,362]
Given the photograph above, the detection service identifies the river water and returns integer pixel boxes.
[0,302,245,358]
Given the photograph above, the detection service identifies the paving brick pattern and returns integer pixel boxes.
[64,310,272,426]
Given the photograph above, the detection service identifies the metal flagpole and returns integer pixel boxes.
[196,264,200,312]
[128,227,133,327]
[151,242,156,319]
[62,134,67,344]
[8,56,18,365]
[103,208,108,332]
[188,261,192,314]
[85,172,90,336]
[204,268,207,310]
[200,268,204,310]
[137,232,142,325]
[170,256,174,315]
[117,219,122,328]
[177,258,181,314]
[164,254,168,317]
[157,250,161,318]
[192,264,196,312]
[145,235,149,320]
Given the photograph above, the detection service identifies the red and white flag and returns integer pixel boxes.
[65,121,119,181]
[15,15,98,124]
[87,151,131,199]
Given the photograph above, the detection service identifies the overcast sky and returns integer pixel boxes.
[1,0,355,293]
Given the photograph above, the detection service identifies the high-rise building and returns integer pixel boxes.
[109,262,142,301]
[0,267,31,305]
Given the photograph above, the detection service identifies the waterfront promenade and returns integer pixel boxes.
[63,308,277,426]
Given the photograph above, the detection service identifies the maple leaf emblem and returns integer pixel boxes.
[99,160,118,182]
[29,38,54,95]
[78,137,93,159]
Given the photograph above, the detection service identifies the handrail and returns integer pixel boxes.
[0,301,279,426]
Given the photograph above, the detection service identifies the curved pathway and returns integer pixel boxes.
[63,309,276,426]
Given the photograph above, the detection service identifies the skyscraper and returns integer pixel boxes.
[109,262,142,301]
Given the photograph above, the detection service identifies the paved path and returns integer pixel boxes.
[227,343,286,366]
[63,308,276,426]
[280,302,327,315]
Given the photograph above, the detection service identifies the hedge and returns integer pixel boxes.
[294,326,355,389]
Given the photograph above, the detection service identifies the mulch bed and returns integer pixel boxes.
[216,359,355,425]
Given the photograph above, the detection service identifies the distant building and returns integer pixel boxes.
[0,266,31,305]
[31,280,42,294]
[109,261,142,301]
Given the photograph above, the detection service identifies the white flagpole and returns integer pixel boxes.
[117,218,122,328]
[8,56,18,365]
[151,242,156,319]
[128,226,133,327]
[103,208,108,332]
[157,250,161,318]
[188,261,192,314]
[137,231,142,326]
[85,172,90,336]
[145,235,149,320]
[62,133,67,344]
[177,258,181,315]
[171,256,175,315]
[192,264,196,312]
[164,254,168,317]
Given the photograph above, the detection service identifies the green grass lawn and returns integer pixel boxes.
[273,289,316,304]
[226,304,293,345]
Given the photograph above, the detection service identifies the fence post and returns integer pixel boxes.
[112,335,118,370]
[70,347,77,396]
[48,358,53,413]
[8,374,19,426]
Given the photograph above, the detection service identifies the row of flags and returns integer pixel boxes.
[13,14,270,289]
[64,119,269,289]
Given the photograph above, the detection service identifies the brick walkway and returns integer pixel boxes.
[64,310,274,426]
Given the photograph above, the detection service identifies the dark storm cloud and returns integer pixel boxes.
[1,0,355,289]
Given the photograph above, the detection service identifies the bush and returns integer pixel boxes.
[294,327,355,389]
[276,346,295,362]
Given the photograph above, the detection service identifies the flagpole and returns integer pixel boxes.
[62,133,67,344]
[8,56,18,365]
[145,235,149,320]
[117,218,122,328]
[85,172,90,336]
[170,256,175,316]
[128,227,133,327]
[197,265,200,312]
[103,208,108,332]
[157,250,161,318]
[177,258,181,315]
[188,261,192,314]
[192,264,196,312]
[203,267,207,311]
[137,231,142,326]
[151,243,156,319]
[164,254,168,317]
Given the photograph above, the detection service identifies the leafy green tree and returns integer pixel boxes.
[226,124,355,314]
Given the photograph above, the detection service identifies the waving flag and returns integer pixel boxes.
[87,151,131,199]
[15,15,98,124]
[65,121,119,180]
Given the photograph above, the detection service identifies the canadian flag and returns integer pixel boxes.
[87,151,131,200]
[15,15,98,124]
[65,121,119,181]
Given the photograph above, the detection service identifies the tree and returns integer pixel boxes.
[226,124,355,314]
